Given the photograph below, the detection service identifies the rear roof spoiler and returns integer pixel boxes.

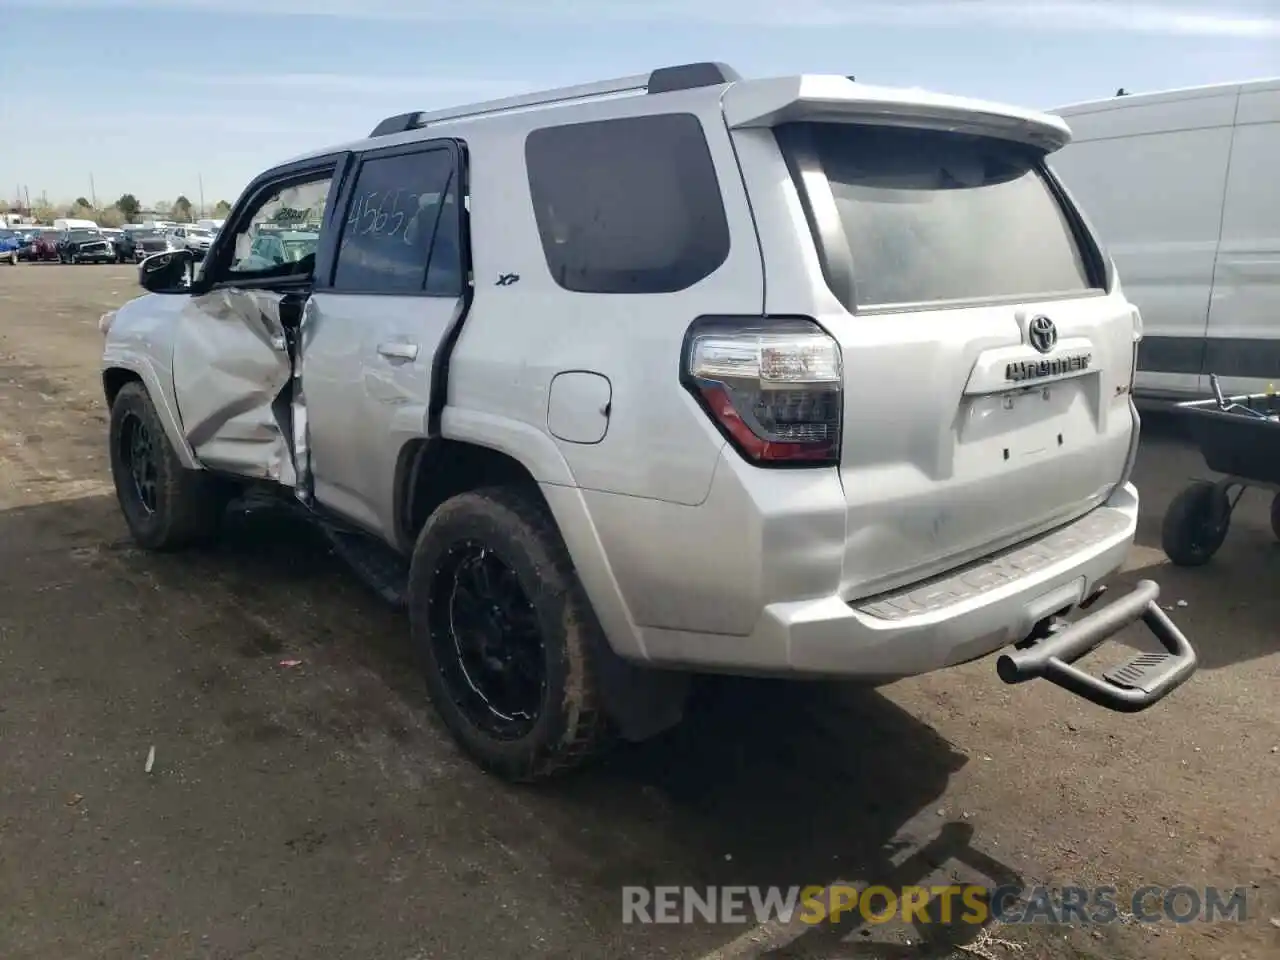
[723,76,1072,152]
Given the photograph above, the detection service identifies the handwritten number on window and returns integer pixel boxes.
[344,188,435,246]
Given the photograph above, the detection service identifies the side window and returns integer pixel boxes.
[222,172,333,281]
[331,147,460,296]
[524,113,731,294]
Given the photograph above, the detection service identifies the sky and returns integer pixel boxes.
[0,0,1276,212]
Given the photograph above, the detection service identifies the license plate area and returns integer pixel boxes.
[958,379,1092,463]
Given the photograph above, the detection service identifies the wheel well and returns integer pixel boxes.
[103,367,142,407]
[397,438,544,549]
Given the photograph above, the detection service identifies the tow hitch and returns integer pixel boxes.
[996,580,1196,712]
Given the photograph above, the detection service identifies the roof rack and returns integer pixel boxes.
[367,61,741,137]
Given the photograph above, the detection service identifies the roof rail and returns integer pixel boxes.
[367,61,740,137]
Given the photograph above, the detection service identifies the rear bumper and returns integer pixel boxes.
[638,483,1148,679]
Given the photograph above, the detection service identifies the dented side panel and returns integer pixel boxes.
[170,287,298,484]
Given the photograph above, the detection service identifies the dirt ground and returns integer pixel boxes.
[0,264,1277,960]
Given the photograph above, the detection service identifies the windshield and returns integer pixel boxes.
[133,230,162,239]
[779,122,1099,309]
[68,230,101,242]
[0,230,15,240]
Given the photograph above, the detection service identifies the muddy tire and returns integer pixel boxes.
[1161,481,1228,567]
[408,487,610,781]
[108,381,227,551]
[7,251,16,266]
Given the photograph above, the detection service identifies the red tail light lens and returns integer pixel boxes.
[682,316,842,466]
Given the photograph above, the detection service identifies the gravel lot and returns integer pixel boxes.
[1,264,1277,960]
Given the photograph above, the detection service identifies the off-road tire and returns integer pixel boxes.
[6,251,16,266]
[1161,481,1228,567]
[408,487,611,781]
[108,381,227,551]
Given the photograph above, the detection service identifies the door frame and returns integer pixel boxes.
[192,150,355,298]
[170,151,354,485]
[305,136,475,548]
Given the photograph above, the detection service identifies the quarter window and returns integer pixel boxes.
[524,113,731,294]
[331,147,462,296]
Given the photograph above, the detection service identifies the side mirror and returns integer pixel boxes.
[139,249,195,294]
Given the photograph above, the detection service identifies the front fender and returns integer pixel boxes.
[102,294,200,470]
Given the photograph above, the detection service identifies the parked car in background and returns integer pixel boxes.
[196,218,225,233]
[116,227,171,263]
[167,225,216,259]
[0,229,22,265]
[15,229,41,260]
[53,217,99,232]
[236,229,319,270]
[58,228,115,264]
[25,230,61,262]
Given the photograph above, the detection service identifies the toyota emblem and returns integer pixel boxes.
[1028,315,1057,354]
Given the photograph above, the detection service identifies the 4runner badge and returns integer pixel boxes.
[1005,353,1093,384]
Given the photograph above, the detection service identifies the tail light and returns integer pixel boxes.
[681,316,842,466]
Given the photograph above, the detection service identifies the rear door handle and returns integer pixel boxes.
[377,342,419,361]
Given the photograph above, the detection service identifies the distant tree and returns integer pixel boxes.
[66,201,97,220]
[97,207,126,228]
[32,202,56,224]
[0,200,8,214]
[116,194,141,223]
[172,195,193,222]
[213,199,232,217]
[153,201,171,218]
[74,196,91,209]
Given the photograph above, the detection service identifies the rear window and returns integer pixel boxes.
[779,123,1098,309]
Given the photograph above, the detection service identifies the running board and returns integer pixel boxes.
[322,526,410,608]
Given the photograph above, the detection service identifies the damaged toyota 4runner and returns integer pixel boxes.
[100,62,1196,781]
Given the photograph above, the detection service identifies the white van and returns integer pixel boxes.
[1050,78,1280,400]
[53,217,100,231]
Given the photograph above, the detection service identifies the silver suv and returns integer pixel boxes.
[100,62,1196,780]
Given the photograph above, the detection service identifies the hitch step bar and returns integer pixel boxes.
[997,580,1196,713]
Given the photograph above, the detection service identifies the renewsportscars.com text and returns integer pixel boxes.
[621,884,1249,926]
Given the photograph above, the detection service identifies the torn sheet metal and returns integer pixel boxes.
[170,288,298,484]
[291,297,316,503]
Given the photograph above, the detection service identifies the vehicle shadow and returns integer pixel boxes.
[0,492,1025,958]
[544,679,1026,956]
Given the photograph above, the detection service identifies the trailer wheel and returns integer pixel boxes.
[1162,481,1229,566]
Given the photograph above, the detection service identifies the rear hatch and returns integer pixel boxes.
[726,77,1139,600]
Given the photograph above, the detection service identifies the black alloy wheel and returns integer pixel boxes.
[427,540,547,741]
[117,409,159,515]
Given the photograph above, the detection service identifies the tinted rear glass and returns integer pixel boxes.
[525,113,730,294]
[784,123,1096,309]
